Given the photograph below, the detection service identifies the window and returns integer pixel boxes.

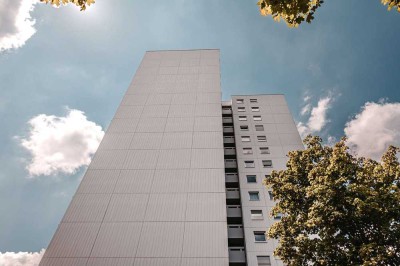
[253,116,262,121]
[274,213,283,219]
[257,136,267,142]
[236,99,244,104]
[254,231,266,242]
[250,99,258,103]
[246,175,257,183]
[249,191,260,201]
[260,147,270,154]
[251,107,260,112]
[243,148,253,155]
[255,125,264,131]
[238,116,247,121]
[257,256,271,266]
[251,210,263,220]
[244,160,255,168]
[241,136,250,142]
[265,174,271,179]
[268,191,274,200]
[238,107,246,112]
[262,160,273,168]
[240,125,249,131]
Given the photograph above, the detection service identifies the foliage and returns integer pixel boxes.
[264,136,400,265]
[258,0,400,27]
[40,0,95,11]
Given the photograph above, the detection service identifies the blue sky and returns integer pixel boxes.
[0,0,400,264]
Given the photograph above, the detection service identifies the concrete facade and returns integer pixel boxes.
[40,50,303,266]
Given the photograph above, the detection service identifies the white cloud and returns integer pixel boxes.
[0,249,44,266]
[344,101,400,160]
[0,0,39,51]
[297,96,333,138]
[18,108,104,177]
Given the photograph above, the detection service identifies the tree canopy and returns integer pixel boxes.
[265,136,400,265]
[257,0,400,27]
[40,0,95,11]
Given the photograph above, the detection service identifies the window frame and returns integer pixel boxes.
[238,116,247,121]
[262,160,273,168]
[251,106,260,112]
[255,125,264,131]
[260,147,270,154]
[243,147,253,155]
[240,125,249,131]
[236,99,244,104]
[241,136,251,142]
[253,115,262,121]
[244,160,255,168]
[254,231,267,242]
[250,99,258,103]
[246,175,257,183]
[249,191,260,201]
[257,136,267,142]
[251,210,263,220]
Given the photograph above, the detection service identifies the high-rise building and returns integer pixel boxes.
[40,49,303,266]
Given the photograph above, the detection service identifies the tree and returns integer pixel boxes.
[264,136,400,265]
[257,0,400,27]
[40,0,95,11]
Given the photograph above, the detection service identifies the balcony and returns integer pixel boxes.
[229,247,246,263]
[225,159,237,168]
[228,225,244,238]
[226,188,240,199]
[223,137,235,144]
[225,173,239,183]
[224,147,236,156]
[222,108,232,115]
[223,126,234,133]
[223,117,233,124]
[227,205,242,217]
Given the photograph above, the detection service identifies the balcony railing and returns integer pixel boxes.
[227,205,242,217]
[226,188,240,199]
[225,159,237,168]
[223,117,233,124]
[223,126,234,133]
[228,225,244,238]
[229,247,246,263]
[225,173,239,183]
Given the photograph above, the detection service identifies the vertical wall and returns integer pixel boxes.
[40,50,229,266]
[231,95,303,266]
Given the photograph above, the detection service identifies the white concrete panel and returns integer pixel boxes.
[77,169,120,194]
[145,193,187,221]
[183,222,228,257]
[279,133,303,145]
[134,258,181,266]
[157,149,191,169]
[192,131,223,148]
[123,150,159,169]
[107,118,139,133]
[89,150,127,169]
[168,104,195,117]
[266,95,287,106]
[200,58,219,66]
[196,93,221,104]
[87,258,135,266]
[151,169,190,193]
[161,132,193,149]
[39,258,88,266]
[98,133,133,150]
[136,117,167,132]
[157,74,176,83]
[180,59,199,67]
[145,93,172,105]
[273,114,294,124]
[178,66,199,74]
[188,169,225,193]
[165,117,194,132]
[114,170,154,193]
[200,49,219,58]
[158,66,179,75]
[63,194,111,222]
[199,65,220,74]
[44,223,100,258]
[191,149,224,169]
[104,194,149,222]
[142,105,170,117]
[171,93,196,105]
[130,132,163,149]
[181,258,229,266]
[136,222,184,257]
[160,59,180,67]
[194,116,223,132]
[242,206,270,228]
[271,104,290,114]
[186,193,226,221]
[195,104,221,117]
[121,94,148,106]
[282,144,304,155]
[91,222,142,257]
[115,105,144,119]
[276,123,298,133]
